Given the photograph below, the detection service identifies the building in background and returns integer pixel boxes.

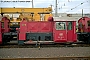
[52,13,90,25]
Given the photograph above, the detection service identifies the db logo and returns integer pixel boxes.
[59,33,63,36]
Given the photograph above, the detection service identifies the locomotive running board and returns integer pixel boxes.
[24,41,54,44]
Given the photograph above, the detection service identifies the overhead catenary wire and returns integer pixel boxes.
[56,0,89,13]
[66,1,89,12]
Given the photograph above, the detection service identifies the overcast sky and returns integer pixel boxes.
[0,0,90,14]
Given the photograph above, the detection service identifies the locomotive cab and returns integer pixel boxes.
[53,20,77,43]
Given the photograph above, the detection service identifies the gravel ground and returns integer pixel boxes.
[0,47,90,58]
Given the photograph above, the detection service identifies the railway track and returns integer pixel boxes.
[0,43,90,48]
[0,57,90,60]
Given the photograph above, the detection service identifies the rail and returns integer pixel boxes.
[0,57,90,60]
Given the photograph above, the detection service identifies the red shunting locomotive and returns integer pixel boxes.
[77,17,90,43]
[0,17,77,45]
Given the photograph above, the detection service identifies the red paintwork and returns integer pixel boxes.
[53,30,67,42]
[39,22,53,32]
[78,17,90,32]
[2,17,10,33]
[19,21,27,33]
[53,22,67,42]
[1,28,5,33]
[19,33,26,40]
[53,21,77,43]
[0,22,1,33]
[48,17,53,21]
[19,21,53,41]
[73,21,77,42]
[0,33,2,44]
[0,22,2,44]
[19,20,27,40]
[67,21,77,42]
[27,22,39,32]
[20,21,53,33]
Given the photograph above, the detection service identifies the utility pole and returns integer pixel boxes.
[55,0,58,17]
[50,5,53,13]
[32,0,34,8]
[82,9,83,17]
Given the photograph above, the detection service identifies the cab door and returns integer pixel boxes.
[53,22,67,42]
[67,21,77,42]
[67,22,73,42]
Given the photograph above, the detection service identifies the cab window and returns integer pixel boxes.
[55,22,66,30]
[67,22,72,30]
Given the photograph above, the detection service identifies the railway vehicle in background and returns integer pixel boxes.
[77,17,90,43]
[0,7,52,32]
[0,16,77,45]
[0,17,18,44]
